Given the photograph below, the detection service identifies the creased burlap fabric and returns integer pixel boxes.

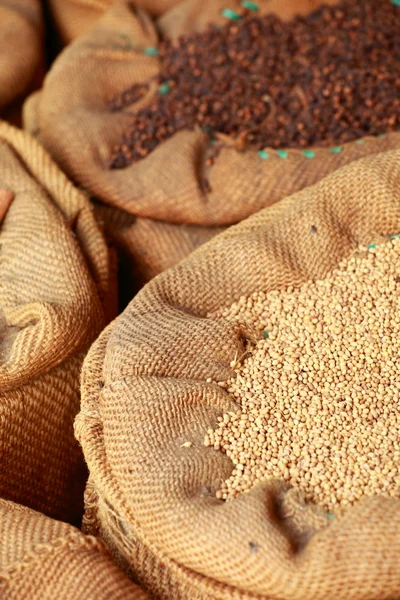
[95,203,225,294]
[77,150,400,600]
[47,0,183,43]
[26,0,400,284]
[0,1,43,122]
[0,121,115,525]
[0,498,150,599]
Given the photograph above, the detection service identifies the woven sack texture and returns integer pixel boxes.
[77,149,400,600]
[26,0,400,283]
[0,498,151,599]
[95,203,225,293]
[24,88,222,288]
[47,0,183,43]
[0,1,43,122]
[0,121,115,525]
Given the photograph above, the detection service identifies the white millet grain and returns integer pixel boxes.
[206,237,400,511]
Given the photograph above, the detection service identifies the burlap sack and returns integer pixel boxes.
[77,149,400,600]
[0,1,43,123]
[26,0,400,285]
[47,0,182,43]
[0,498,150,599]
[0,121,115,526]
[95,203,225,299]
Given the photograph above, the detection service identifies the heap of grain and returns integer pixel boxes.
[206,237,400,512]
[110,0,400,168]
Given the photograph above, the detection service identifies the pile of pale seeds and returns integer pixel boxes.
[206,238,400,512]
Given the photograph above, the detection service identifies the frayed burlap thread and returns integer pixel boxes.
[77,150,400,599]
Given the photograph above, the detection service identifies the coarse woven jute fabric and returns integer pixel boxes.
[0,0,43,120]
[95,202,225,294]
[26,0,400,285]
[76,149,400,600]
[0,121,115,525]
[0,498,151,599]
[47,0,183,43]
[24,79,222,288]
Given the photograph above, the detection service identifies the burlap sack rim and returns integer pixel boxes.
[0,530,103,586]
[0,121,111,310]
[33,0,399,227]
[0,122,111,388]
[0,498,151,600]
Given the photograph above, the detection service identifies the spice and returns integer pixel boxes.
[110,0,400,169]
[207,237,400,512]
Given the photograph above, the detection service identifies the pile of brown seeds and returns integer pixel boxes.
[110,0,400,169]
[206,237,400,512]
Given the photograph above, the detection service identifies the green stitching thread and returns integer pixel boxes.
[144,47,158,56]
[258,150,269,159]
[277,150,288,159]
[221,8,242,20]
[158,82,171,94]
[241,1,259,10]
[355,139,365,145]
[329,146,343,153]
[303,150,315,158]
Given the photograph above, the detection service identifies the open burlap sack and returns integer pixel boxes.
[77,149,400,600]
[26,0,400,286]
[0,1,43,124]
[0,498,150,599]
[0,121,115,526]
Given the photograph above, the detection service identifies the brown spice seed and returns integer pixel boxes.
[110,0,400,169]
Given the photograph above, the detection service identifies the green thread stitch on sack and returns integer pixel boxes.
[144,47,158,56]
[391,0,400,7]
[391,234,400,239]
[241,1,259,10]
[368,244,377,249]
[258,150,269,159]
[326,513,335,520]
[263,331,270,339]
[355,139,365,145]
[329,146,343,153]
[221,8,242,20]
[303,150,315,158]
[377,134,386,139]
[277,150,288,159]
[158,82,170,94]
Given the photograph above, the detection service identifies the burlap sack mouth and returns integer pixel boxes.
[0,498,151,599]
[77,149,400,600]
[0,0,43,119]
[30,0,400,228]
[0,121,115,524]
